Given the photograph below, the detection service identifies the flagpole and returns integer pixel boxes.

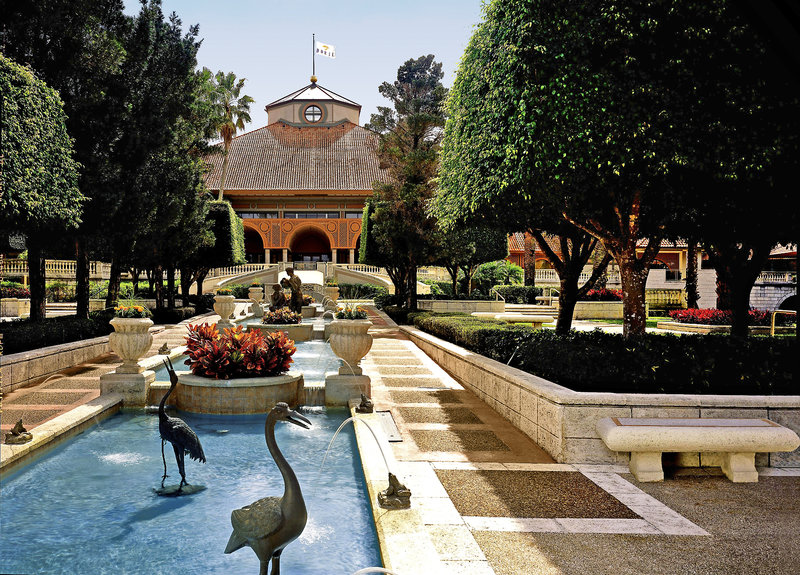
[312,33,315,78]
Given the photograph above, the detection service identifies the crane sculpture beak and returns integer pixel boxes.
[286,409,312,429]
[163,357,178,385]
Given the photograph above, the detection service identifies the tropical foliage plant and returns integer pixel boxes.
[184,324,296,379]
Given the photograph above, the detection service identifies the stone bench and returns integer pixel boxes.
[535,295,555,305]
[470,312,499,320]
[493,313,554,329]
[596,417,800,483]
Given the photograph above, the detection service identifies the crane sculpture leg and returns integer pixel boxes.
[161,439,169,487]
[173,442,188,489]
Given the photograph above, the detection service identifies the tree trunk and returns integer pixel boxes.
[154,266,164,310]
[27,241,47,322]
[407,267,418,309]
[524,233,537,287]
[217,149,229,202]
[445,265,459,295]
[617,256,649,337]
[180,266,194,305]
[686,241,699,309]
[147,268,154,296]
[166,267,176,309]
[130,267,141,297]
[105,258,123,309]
[75,238,90,319]
[706,242,771,338]
[196,268,209,299]
[555,276,579,335]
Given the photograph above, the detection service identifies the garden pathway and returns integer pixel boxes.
[361,308,800,575]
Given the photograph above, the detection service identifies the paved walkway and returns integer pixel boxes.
[361,310,800,575]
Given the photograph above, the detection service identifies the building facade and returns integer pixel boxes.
[204,78,390,265]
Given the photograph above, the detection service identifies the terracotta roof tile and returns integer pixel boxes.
[204,122,390,191]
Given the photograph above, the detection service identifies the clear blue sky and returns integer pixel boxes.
[124,0,485,129]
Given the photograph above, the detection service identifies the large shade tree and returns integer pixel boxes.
[435,0,797,336]
[363,54,448,308]
[434,0,615,334]
[0,54,83,321]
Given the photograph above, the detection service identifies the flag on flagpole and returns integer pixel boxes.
[315,41,336,59]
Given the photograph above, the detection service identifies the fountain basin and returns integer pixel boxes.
[301,305,316,319]
[248,322,313,342]
[175,371,304,414]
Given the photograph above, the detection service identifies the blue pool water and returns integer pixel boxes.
[0,409,381,574]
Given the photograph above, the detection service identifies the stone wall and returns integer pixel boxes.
[401,326,800,468]
[416,300,505,313]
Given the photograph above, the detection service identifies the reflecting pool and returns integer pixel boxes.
[0,408,381,575]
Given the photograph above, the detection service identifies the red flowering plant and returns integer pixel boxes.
[668,309,777,326]
[302,294,315,305]
[580,289,623,301]
[263,307,302,324]
[184,323,296,379]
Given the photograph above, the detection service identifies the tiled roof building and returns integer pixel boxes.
[204,77,390,264]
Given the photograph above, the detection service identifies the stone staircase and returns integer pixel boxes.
[504,303,558,316]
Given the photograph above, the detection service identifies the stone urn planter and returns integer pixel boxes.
[214,294,236,328]
[249,286,264,318]
[109,317,153,374]
[328,319,373,376]
[325,286,340,302]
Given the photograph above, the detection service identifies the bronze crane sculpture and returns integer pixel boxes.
[159,358,206,493]
[224,402,312,575]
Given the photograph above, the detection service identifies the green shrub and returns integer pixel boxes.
[417,292,496,301]
[492,285,543,304]
[383,305,411,324]
[0,315,114,355]
[189,293,215,312]
[224,283,250,299]
[151,307,197,324]
[338,283,388,300]
[411,314,795,395]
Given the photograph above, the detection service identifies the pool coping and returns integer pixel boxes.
[0,393,124,476]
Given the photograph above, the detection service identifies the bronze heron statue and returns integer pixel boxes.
[160,358,206,492]
[224,402,312,575]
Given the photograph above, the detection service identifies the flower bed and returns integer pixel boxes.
[579,288,623,301]
[262,308,302,325]
[184,324,295,379]
[668,308,789,326]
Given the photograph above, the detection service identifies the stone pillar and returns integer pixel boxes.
[349,249,355,264]
[282,248,288,263]
[265,248,271,263]
[331,248,338,263]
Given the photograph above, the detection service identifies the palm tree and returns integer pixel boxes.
[211,70,254,201]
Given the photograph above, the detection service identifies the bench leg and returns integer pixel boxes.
[629,452,664,482]
[720,452,758,483]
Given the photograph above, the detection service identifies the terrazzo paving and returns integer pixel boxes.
[362,309,800,574]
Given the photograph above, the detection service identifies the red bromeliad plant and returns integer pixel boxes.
[263,308,302,324]
[184,323,296,379]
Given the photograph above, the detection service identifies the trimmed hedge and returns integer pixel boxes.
[0,315,114,355]
[492,285,543,304]
[338,283,389,300]
[411,313,795,395]
[152,306,197,324]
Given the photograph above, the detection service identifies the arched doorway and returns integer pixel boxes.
[244,227,265,263]
[289,227,332,263]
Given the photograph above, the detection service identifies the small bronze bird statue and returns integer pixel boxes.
[5,419,33,444]
[225,403,312,575]
[159,358,206,492]
[158,342,169,355]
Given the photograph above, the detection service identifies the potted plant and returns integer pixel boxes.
[109,304,153,373]
[214,288,236,328]
[255,307,312,341]
[324,278,340,302]
[329,304,372,375]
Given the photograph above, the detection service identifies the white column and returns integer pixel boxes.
[349,249,355,264]
[265,249,271,264]
[331,248,338,263]
[282,248,288,263]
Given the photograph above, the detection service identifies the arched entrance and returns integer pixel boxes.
[289,227,332,263]
[244,227,265,263]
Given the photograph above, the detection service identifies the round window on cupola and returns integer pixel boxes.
[304,104,323,123]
